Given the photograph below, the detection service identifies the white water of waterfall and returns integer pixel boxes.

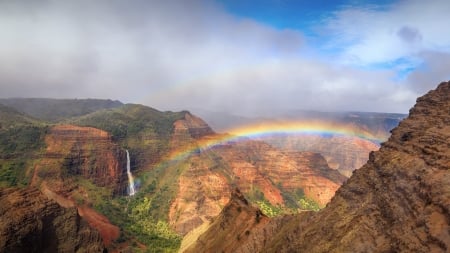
[126,150,136,196]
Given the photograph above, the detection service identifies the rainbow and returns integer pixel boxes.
[159,120,385,166]
[130,120,386,192]
[226,121,384,141]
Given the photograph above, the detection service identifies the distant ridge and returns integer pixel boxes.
[0,103,39,128]
[0,98,123,122]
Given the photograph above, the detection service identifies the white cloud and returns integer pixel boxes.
[322,0,450,67]
[0,0,446,116]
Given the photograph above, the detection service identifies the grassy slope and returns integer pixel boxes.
[0,104,48,187]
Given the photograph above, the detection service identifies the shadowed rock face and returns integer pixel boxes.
[183,81,450,253]
[182,188,271,253]
[0,187,105,253]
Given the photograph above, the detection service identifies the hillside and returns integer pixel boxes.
[0,103,40,129]
[184,81,450,252]
[0,104,47,188]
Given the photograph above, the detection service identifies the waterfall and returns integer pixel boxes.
[126,150,136,196]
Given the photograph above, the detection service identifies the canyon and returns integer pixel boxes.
[184,81,450,253]
[0,86,417,252]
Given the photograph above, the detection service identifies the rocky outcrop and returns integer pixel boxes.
[170,112,215,148]
[184,81,450,252]
[0,187,105,253]
[32,124,127,195]
[183,188,270,253]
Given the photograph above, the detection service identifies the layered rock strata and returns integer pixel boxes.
[169,137,346,235]
[32,124,127,195]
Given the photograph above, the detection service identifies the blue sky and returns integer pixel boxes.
[0,0,449,115]
[217,0,441,80]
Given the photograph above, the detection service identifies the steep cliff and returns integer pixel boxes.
[185,81,450,253]
[0,187,105,253]
[31,124,127,195]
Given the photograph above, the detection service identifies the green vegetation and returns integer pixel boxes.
[70,104,189,252]
[245,187,281,217]
[93,157,190,252]
[71,104,184,141]
[256,200,282,217]
[247,186,321,216]
[280,188,321,212]
[298,197,320,211]
[71,104,185,173]
[0,104,48,187]
[0,98,123,122]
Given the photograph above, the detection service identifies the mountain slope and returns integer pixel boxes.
[0,103,41,128]
[184,81,450,253]
[0,98,123,122]
[0,104,47,187]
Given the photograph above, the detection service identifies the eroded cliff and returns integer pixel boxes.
[169,136,346,235]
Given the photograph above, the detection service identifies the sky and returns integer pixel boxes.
[0,0,449,116]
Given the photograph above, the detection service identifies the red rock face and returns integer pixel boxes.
[211,140,346,206]
[169,155,232,235]
[32,124,127,194]
[169,134,346,235]
[171,112,215,146]
[30,124,125,246]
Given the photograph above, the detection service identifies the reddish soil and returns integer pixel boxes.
[78,205,120,246]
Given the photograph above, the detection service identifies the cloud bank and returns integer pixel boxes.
[0,0,448,116]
